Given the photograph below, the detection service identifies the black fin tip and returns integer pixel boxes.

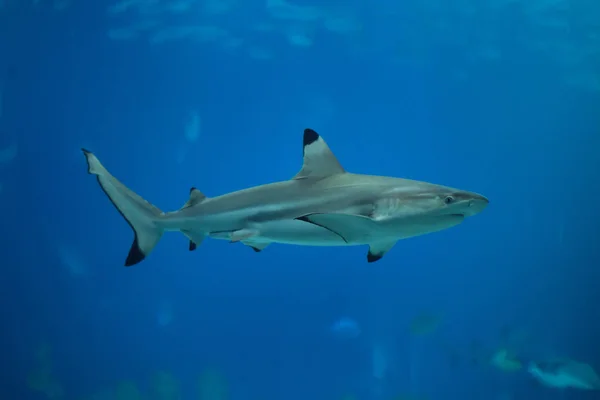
[125,238,145,266]
[303,128,319,147]
[367,252,383,263]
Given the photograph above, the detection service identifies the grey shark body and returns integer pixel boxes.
[82,128,488,266]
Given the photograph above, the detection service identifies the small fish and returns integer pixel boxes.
[490,349,522,372]
[184,110,201,142]
[371,342,388,380]
[156,300,174,327]
[0,141,17,165]
[528,359,600,390]
[409,312,441,336]
[330,317,361,338]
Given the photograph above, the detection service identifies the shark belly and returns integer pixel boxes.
[209,219,350,247]
[254,219,351,246]
[378,214,465,240]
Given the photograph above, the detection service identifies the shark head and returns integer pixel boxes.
[435,187,489,218]
[377,182,489,222]
[341,182,490,245]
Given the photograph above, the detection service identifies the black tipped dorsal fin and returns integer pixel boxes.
[181,187,207,209]
[293,128,345,179]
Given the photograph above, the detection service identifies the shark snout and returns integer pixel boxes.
[464,193,489,216]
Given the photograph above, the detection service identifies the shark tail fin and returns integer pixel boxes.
[82,149,164,267]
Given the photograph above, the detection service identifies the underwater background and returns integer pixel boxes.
[1,0,599,399]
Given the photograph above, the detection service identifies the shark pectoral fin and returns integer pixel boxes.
[293,129,345,179]
[241,240,270,252]
[367,241,397,263]
[296,213,377,243]
[181,230,206,251]
[180,187,207,210]
[229,228,259,243]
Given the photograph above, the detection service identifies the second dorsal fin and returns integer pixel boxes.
[293,128,345,179]
[180,187,207,209]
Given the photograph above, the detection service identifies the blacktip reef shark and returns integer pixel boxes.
[82,128,488,266]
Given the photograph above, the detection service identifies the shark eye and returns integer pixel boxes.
[444,196,455,205]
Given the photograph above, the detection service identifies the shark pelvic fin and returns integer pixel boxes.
[293,128,345,179]
[181,187,207,209]
[367,241,397,263]
[82,148,164,266]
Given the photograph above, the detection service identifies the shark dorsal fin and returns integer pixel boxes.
[181,187,207,209]
[293,128,345,179]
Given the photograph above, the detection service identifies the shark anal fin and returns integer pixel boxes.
[367,241,397,263]
[181,230,205,251]
[367,252,382,263]
[293,129,345,179]
[296,213,378,243]
[242,240,270,252]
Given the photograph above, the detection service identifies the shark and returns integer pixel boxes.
[82,128,488,266]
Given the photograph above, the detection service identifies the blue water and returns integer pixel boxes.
[1,1,599,399]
